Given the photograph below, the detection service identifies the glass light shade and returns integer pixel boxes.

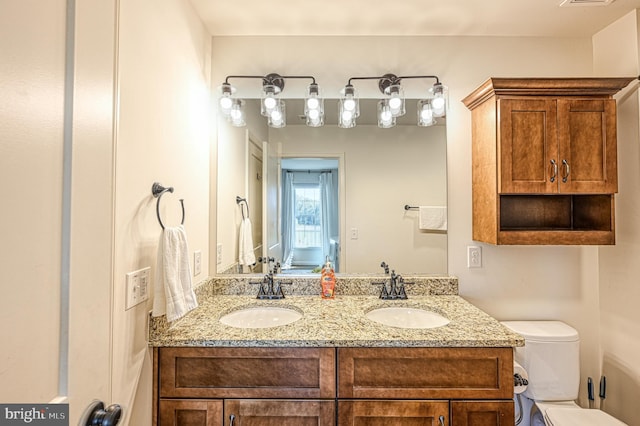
[261,84,281,117]
[218,83,236,116]
[305,83,324,127]
[385,84,405,117]
[267,100,286,128]
[417,99,435,127]
[339,85,359,128]
[428,83,448,118]
[229,99,246,127]
[377,100,396,129]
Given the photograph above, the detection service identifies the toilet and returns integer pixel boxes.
[501,321,627,426]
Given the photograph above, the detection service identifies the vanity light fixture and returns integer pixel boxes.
[217,73,323,129]
[340,73,447,128]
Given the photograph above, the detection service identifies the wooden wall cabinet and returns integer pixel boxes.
[463,77,634,245]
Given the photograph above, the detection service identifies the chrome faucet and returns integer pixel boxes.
[372,262,412,300]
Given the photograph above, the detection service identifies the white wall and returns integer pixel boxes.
[274,124,447,273]
[114,0,211,424]
[594,10,640,425]
[0,0,66,403]
[211,35,606,406]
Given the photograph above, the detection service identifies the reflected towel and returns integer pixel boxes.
[419,206,447,231]
[152,225,198,322]
[239,217,256,267]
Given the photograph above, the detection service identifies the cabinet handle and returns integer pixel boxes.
[229,414,236,426]
[562,159,570,183]
[550,159,558,183]
[439,415,445,426]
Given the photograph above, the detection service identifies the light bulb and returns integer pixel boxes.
[270,110,282,121]
[264,96,277,110]
[389,96,402,110]
[308,109,320,120]
[343,98,356,111]
[307,97,319,109]
[219,96,233,110]
[342,110,353,121]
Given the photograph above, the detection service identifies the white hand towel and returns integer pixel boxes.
[152,225,198,322]
[238,217,256,267]
[419,206,447,231]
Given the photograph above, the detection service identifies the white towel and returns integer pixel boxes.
[152,225,198,322]
[238,217,256,267]
[419,206,447,231]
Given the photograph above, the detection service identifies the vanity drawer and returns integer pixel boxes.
[158,347,336,398]
[337,347,513,399]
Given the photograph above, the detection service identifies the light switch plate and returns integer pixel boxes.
[125,266,150,310]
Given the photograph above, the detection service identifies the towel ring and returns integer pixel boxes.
[236,196,249,220]
[152,182,185,230]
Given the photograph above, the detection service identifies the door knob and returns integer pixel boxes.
[79,400,122,426]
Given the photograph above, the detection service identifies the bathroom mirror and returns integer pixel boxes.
[215,98,447,275]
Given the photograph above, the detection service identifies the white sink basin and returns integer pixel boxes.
[219,306,302,329]
[365,307,450,329]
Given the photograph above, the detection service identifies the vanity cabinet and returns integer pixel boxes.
[154,346,514,426]
[463,77,634,245]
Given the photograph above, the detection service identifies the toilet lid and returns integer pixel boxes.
[545,408,627,426]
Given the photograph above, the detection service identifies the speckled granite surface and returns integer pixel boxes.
[149,275,523,348]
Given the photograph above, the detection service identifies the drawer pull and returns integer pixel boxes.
[550,159,558,183]
[439,415,445,426]
[229,414,236,425]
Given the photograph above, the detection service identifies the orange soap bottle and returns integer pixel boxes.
[321,259,336,299]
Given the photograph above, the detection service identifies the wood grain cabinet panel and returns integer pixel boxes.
[159,400,222,426]
[338,400,449,425]
[451,401,515,426]
[337,347,513,400]
[158,347,335,399]
[462,77,634,245]
[224,399,335,426]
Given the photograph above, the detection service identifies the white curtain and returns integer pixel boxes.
[319,171,339,268]
[281,171,295,268]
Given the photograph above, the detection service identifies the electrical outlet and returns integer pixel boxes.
[217,243,223,265]
[350,228,358,240]
[194,250,202,276]
[125,266,150,310]
[467,246,482,268]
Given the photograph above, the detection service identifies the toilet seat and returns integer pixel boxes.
[545,407,627,425]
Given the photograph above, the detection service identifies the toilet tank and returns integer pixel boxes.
[501,321,580,401]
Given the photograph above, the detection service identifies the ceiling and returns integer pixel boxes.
[190,0,640,37]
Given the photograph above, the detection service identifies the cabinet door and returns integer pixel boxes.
[338,400,448,425]
[224,399,335,426]
[557,98,617,193]
[499,98,558,194]
[451,401,514,426]
[159,400,222,426]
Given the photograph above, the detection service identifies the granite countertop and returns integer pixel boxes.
[149,276,524,348]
